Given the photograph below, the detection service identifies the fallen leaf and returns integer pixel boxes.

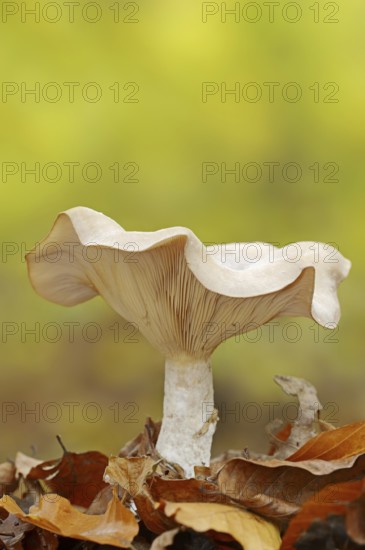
[217,454,365,518]
[211,449,250,471]
[281,478,365,549]
[149,477,219,504]
[87,485,113,515]
[119,417,161,459]
[16,450,108,508]
[104,457,174,534]
[161,501,281,550]
[217,421,365,519]
[0,489,138,547]
[104,457,223,534]
[151,527,234,550]
[133,488,176,535]
[150,527,180,549]
[104,456,157,497]
[288,421,365,461]
[194,466,212,479]
[0,513,34,548]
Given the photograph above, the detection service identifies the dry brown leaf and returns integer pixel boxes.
[87,485,113,515]
[161,501,281,550]
[16,450,108,508]
[119,418,161,459]
[0,513,34,548]
[194,465,212,479]
[104,456,175,534]
[281,478,365,549]
[150,527,180,549]
[0,489,138,547]
[117,420,187,477]
[217,453,365,518]
[150,528,235,550]
[149,477,219,504]
[288,420,365,461]
[104,456,225,534]
[134,491,176,534]
[217,421,365,519]
[105,456,157,497]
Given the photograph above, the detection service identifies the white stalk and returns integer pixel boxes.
[156,358,217,478]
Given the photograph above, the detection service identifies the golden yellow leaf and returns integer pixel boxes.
[162,501,281,550]
[0,489,138,548]
[288,421,365,461]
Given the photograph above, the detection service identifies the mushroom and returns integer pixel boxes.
[26,207,351,477]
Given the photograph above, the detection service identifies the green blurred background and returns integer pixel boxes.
[0,1,364,462]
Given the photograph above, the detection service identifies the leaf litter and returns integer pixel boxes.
[1,377,365,549]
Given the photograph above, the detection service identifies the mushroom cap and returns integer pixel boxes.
[26,207,351,360]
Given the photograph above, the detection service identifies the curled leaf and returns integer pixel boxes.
[16,450,108,508]
[0,489,138,548]
[218,431,365,519]
[104,456,158,497]
[288,421,365,461]
[150,527,180,549]
[161,501,281,550]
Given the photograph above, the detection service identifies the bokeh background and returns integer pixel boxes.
[0,1,364,462]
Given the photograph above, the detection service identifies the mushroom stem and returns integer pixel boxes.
[156,358,217,478]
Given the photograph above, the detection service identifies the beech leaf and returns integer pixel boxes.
[0,489,138,548]
[288,420,365,461]
[161,501,281,550]
[15,449,108,508]
[150,527,180,549]
[218,421,365,519]
[218,455,365,518]
[104,456,157,497]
